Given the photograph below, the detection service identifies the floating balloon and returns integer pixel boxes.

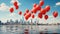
[39,0,44,6]
[15,5,19,10]
[36,5,41,10]
[25,13,31,20]
[45,5,50,12]
[14,1,18,6]
[31,8,37,14]
[33,3,37,8]
[32,14,35,18]
[40,8,46,15]
[18,11,22,15]
[53,11,58,18]
[25,15,29,20]
[31,5,41,14]
[10,7,14,13]
[26,9,29,13]
[24,13,26,16]
[44,15,48,20]
[38,13,43,19]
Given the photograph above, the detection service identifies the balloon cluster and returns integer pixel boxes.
[9,1,22,15]
[9,0,58,20]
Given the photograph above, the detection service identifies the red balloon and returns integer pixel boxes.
[31,8,37,14]
[38,13,43,19]
[15,5,19,10]
[36,5,41,10]
[39,0,44,6]
[33,3,37,8]
[24,13,26,16]
[18,11,22,15]
[40,8,46,15]
[44,15,48,20]
[45,5,50,12]
[53,11,58,18]
[10,7,14,13]
[26,9,29,13]
[31,5,41,14]
[25,15,29,20]
[25,13,31,20]
[32,14,35,18]
[14,1,17,6]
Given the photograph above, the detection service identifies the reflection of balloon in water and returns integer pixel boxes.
[14,1,17,6]
[45,5,50,12]
[38,13,42,19]
[44,15,48,20]
[53,11,58,18]
[10,7,14,13]
[40,8,46,15]
[18,11,22,15]
[39,0,44,6]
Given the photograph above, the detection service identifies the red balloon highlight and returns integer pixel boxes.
[44,15,48,20]
[45,5,50,12]
[53,11,58,18]
[10,7,14,13]
[18,11,22,15]
[39,0,44,6]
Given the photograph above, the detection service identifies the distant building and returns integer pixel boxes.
[15,20,18,24]
[0,21,2,25]
[10,19,14,23]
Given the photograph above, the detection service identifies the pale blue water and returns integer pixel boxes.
[0,25,60,34]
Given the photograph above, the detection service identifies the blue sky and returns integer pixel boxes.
[0,0,60,23]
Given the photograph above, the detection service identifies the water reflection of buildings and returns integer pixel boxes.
[0,19,60,25]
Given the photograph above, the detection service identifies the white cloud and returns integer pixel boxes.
[0,3,9,11]
[10,0,21,5]
[56,2,60,6]
[0,18,9,23]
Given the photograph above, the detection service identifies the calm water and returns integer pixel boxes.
[0,25,60,34]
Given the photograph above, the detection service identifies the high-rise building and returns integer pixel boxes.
[0,20,2,25]
[10,19,14,24]
[15,20,18,24]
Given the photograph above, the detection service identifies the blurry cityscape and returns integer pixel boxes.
[0,19,60,25]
